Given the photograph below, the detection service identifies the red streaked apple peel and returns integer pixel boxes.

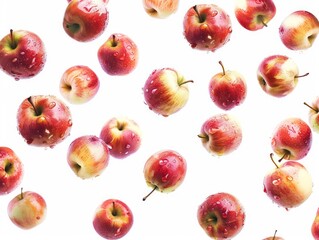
[142,0,179,18]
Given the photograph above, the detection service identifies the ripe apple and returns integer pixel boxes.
[0,29,46,80]
[257,54,309,97]
[271,117,312,161]
[17,95,73,148]
[143,149,187,201]
[143,68,193,117]
[59,65,100,104]
[263,153,313,210]
[0,147,23,195]
[234,0,276,31]
[93,198,133,239]
[209,61,247,110]
[304,99,319,133]
[197,192,245,239]
[67,135,110,179]
[99,116,142,159]
[183,4,232,51]
[279,10,319,50]
[63,0,109,42]
[198,113,242,156]
[311,208,319,239]
[142,0,179,18]
[7,188,47,229]
[263,230,284,240]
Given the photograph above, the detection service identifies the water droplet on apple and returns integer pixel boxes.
[12,58,18,63]
[272,178,281,185]
[211,10,218,17]
[119,54,126,61]
[161,174,169,182]
[222,211,228,218]
[287,176,293,181]
[273,195,280,200]
[228,27,232,33]
[113,52,119,57]
[151,89,157,94]
[159,159,168,165]
[48,102,56,109]
[20,51,25,55]
[125,144,131,149]
[68,119,73,127]
[206,225,213,232]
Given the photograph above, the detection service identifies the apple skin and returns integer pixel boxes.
[0,29,46,80]
[63,0,109,42]
[197,192,245,239]
[67,135,110,179]
[279,10,319,50]
[234,0,276,31]
[99,117,142,159]
[59,65,100,104]
[17,95,73,148]
[304,98,319,134]
[311,208,319,239]
[183,4,232,51]
[142,0,179,18]
[93,198,133,239]
[0,147,23,195]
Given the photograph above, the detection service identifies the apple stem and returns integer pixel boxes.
[111,35,117,47]
[143,186,158,201]
[19,187,24,200]
[9,29,17,49]
[270,153,279,169]
[278,151,289,162]
[304,102,318,113]
[27,96,41,116]
[197,134,208,140]
[295,72,309,79]
[272,229,277,240]
[257,15,268,27]
[193,5,205,23]
[218,61,225,75]
[111,201,118,216]
[179,80,194,86]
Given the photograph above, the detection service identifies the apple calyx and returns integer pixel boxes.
[142,185,158,201]
[66,23,80,34]
[304,102,318,113]
[27,96,42,116]
[257,15,268,27]
[193,5,205,23]
[9,29,17,49]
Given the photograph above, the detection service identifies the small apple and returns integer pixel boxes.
[67,135,110,179]
[209,61,247,110]
[143,149,187,201]
[17,95,73,148]
[0,29,46,80]
[183,4,232,51]
[198,113,242,156]
[0,147,23,195]
[63,0,109,42]
[93,198,133,239]
[234,0,276,31]
[263,230,284,240]
[143,68,193,117]
[279,10,319,50]
[257,55,309,97]
[7,188,47,230]
[311,207,319,239]
[99,116,142,159]
[197,192,245,239]
[142,0,179,18]
[304,99,319,133]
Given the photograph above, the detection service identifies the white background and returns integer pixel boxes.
[1,0,319,239]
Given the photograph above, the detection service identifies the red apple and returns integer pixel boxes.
[183,4,232,51]
[67,135,110,179]
[97,33,138,76]
[311,208,319,239]
[63,0,109,42]
[0,147,23,195]
[142,0,179,18]
[197,192,245,239]
[99,116,142,159]
[143,68,193,117]
[93,198,133,239]
[142,149,187,201]
[304,99,319,134]
[263,230,284,240]
[209,61,247,110]
[17,95,73,148]
[0,29,46,80]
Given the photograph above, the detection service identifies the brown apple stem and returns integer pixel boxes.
[197,134,208,140]
[270,153,279,169]
[111,35,117,47]
[218,61,226,75]
[27,96,40,116]
[19,187,24,200]
[142,186,158,201]
[278,151,289,162]
[9,29,17,49]
[193,5,205,23]
[111,201,118,216]
[179,80,194,86]
[272,229,277,240]
[304,102,318,112]
[257,15,268,27]
[295,72,309,78]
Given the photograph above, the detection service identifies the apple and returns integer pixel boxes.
[97,33,139,76]
[142,149,187,201]
[68,0,109,3]
[67,135,110,179]
[257,54,309,97]
[99,116,142,159]
[209,61,247,110]
[143,68,193,117]
[234,0,276,31]
[142,0,179,18]
[198,113,243,156]
[7,188,47,229]
[263,153,313,210]
[183,4,232,51]
[311,208,319,239]
[197,192,245,239]
[59,65,100,104]
[93,198,133,239]
[17,95,73,148]
[0,147,23,195]
[0,29,46,80]
[279,10,319,50]
[271,117,312,161]
[304,99,319,134]
[63,0,109,42]
[263,230,284,240]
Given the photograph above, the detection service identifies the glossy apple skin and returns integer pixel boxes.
[98,33,138,76]
[0,147,23,195]
[0,29,46,80]
[17,95,73,148]
[234,0,276,31]
[60,65,100,104]
[183,4,232,51]
[67,135,110,179]
[305,97,319,133]
[99,117,142,159]
[63,0,109,42]
[7,190,47,229]
[311,208,319,239]
[93,199,133,239]
[142,0,179,18]
[197,192,245,239]
[271,117,312,160]
[279,10,319,50]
